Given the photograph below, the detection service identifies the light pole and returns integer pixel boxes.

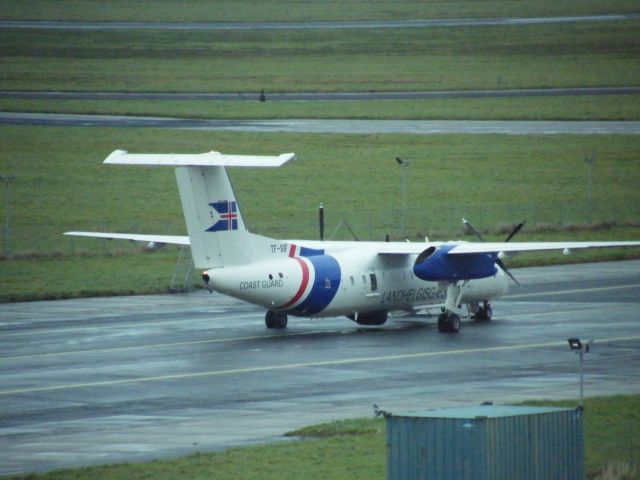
[567,338,591,410]
[395,157,411,237]
[584,153,596,224]
[319,203,324,241]
[1,174,16,258]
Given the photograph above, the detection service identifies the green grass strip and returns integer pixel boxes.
[2,21,639,92]
[7,395,639,479]
[2,94,640,121]
[1,0,639,22]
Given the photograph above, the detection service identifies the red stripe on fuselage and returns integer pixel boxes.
[278,244,309,309]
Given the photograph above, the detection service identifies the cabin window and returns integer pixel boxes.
[268,274,273,280]
[369,273,378,292]
[278,273,283,279]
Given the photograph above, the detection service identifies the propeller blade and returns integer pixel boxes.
[464,217,522,285]
[496,258,521,287]
[504,220,526,242]
[462,218,485,242]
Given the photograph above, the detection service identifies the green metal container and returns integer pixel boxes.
[386,405,584,480]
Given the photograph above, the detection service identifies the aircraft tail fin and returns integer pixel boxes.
[104,150,296,269]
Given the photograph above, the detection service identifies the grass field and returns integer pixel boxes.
[1,125,639,301]
[3,126,640,252]
[7,395,639,480]
[1,0,638,22]
[2,94,640,121]
[2,20,639,93]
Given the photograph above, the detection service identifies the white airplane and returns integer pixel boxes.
[66,150,640,333]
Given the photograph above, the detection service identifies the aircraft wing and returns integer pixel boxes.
[447,241,640,255]
[288,240,433,255]
[63,235,639,254]
[64,231,190,245]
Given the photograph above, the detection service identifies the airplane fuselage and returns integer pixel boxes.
[207,242,509,319]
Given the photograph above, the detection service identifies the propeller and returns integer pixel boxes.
[462,218,525,286]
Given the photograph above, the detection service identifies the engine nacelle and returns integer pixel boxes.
[413,244,498,282]
[458,274,509,302]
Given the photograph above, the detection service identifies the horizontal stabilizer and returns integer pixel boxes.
[64,231,190,245]
[104,150,296,167]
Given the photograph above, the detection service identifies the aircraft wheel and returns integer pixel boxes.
[437,313,448,332]
[438,313,460,333]
[476,303,493,321]
[265,311,288,329]
[448,313,461,333]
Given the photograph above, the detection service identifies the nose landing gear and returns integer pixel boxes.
[437,312,461,333]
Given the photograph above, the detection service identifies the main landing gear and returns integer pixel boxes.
[474,302,493,321]
[437,301,492,333]
[436,283,494,333]
[265,310,288,329]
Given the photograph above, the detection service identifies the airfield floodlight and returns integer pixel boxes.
[1,174,16,258]
[395,157,411,237]
[584,152,596,224]
[567,337,591,410]
[567,338,582,350]
[319,203,325,241]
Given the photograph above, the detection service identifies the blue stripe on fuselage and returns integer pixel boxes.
[287,254,341,316]
[299,246,324,257]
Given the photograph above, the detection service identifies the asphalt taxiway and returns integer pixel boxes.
[2,112,640,135]
[1,14,636,31]
[2,86,638,101]
[1,260,639,475]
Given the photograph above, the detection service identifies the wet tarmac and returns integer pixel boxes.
[2,112,640,135]
[1,260,639,474]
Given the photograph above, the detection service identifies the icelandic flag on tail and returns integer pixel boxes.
[207,201,238,232]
